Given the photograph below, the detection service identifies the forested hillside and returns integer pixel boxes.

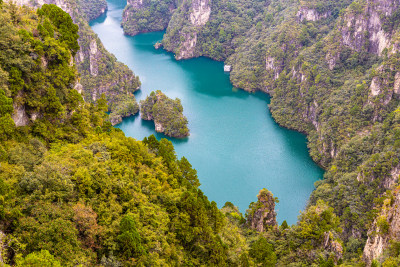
[122,0,400,265]
[0,3,250,265]
[2,0,400,264]
[9,0,141,126]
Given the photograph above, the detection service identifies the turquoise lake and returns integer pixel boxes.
[90,0,324,225]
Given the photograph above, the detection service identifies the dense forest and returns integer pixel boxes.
[2,0,400,265]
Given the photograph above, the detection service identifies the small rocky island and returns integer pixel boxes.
[246,189,278,232]
[140,91,189,138]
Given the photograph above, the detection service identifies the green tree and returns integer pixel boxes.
[117,215,146,259]
[249,236,277,266]
[17,250,62,267]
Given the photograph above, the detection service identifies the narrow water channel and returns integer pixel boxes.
[90,0,324,224]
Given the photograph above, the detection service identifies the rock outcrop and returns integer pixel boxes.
[363,189,400,266]
[337,0,399,56]
[161,0,212,60]
[189,0,211,26]
[246,189,277,232]
[297,6,331,22]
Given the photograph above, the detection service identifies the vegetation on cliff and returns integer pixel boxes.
[140,90,189,138]
[122,0,177,36]
[70,0,141,124]
[0,4,249,265]
[3,0,400,265]
[77,0,107,21]
[120,0,400,265]
[17,0,141,125]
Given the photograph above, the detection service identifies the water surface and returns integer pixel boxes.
[90,0,324,224]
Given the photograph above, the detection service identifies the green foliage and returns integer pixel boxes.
[377,215,390,235]
[16,250,62,267]
[140,90,189,138]
[37,4,79,56]
[249,236,277,266]
[122,0,177,35]
[77,0,107,21]
[117,215,146,259]
[297,200,341,243]
[0,10,246,262]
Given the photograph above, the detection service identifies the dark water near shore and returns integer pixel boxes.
[90,0,324,224]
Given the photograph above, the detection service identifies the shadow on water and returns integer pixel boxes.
[118,113,189,144]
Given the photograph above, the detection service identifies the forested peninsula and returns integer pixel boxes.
[1,0,400,265]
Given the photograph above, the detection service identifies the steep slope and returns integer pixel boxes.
[122,0,178,35]
[9,0,141,126]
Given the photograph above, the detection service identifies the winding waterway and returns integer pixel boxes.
[90,0,324,224]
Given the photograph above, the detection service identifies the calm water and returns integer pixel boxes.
[90,0,324,224]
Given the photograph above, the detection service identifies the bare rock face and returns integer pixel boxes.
[297,7,331,22]
[394,72,400,95]
[324,232,344,262]
[247,189,277,232]
[154,121,165,133]
[326,52,340,70]
[370,77,382,96]
[171,0,211,59]
[363,190,400,266]
[189,0,211,26]
[175,33,198,60]
[89,40,99,77]
[338,0,398,56]
[12,103,29,127]
[126,0,143,9]
[265,56,282,80]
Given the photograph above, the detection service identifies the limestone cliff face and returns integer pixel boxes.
[246,189,277,232]
[335,0,399,57]
[175,33,198,60]
[162,0,212,60]
[363,190,400,266]
[189,0,211,26]
[297,6,331,22]
[363,62,400,122]
[171,0,211,59]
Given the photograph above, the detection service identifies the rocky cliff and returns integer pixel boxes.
[161,0,213,60]
[122,0,177,36]
[246,189,277,232]
[8,0,140,126]
[363,189,400,265]
[297,6,331,22]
